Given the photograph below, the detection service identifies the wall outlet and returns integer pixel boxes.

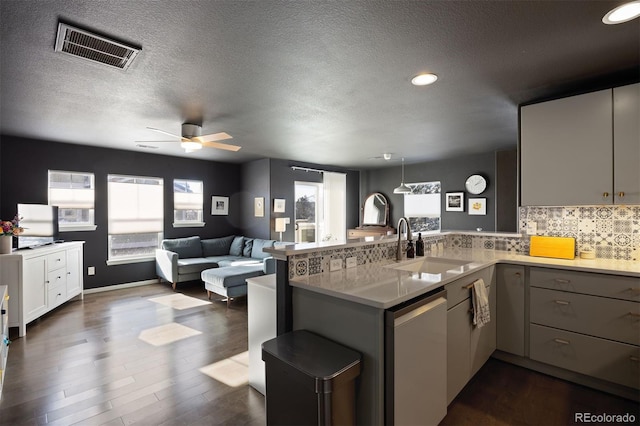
[330,259,342,272]
[346,256,357,268]
[527,221,537,235]
[87,266,95,276]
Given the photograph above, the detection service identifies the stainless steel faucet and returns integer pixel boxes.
[396,217,413,261]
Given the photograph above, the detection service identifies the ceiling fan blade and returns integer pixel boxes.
[194,132,233,143]
[146,127,188,141]
[201,140,242,152]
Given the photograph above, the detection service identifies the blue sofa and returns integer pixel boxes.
[155,236,276,297]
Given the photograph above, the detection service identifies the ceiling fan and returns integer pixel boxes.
[143,123,241,153]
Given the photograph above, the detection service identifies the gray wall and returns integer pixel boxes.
[268,159,360,242]
[1,135,242,289]
[361,151,510,232]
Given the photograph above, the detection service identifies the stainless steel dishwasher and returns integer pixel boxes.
[385,288,447,426]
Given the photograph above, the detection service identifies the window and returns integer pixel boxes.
[48,170,96,231]
[173,179,204,227]
[404,181,441,232]
[107,174,163,263]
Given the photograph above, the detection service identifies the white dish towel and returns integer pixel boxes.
[471,278,490,328]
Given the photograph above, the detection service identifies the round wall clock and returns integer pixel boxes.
[465,174,487,195]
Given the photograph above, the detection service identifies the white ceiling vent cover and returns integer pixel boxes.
[55,23,140,70]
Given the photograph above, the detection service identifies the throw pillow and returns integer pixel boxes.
[243,238,254,257]
[229,236,244,256]
[251,239,276,259]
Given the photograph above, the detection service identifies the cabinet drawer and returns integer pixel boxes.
[46,252,66,272]
[530,287,640,345]
[445,268,493,309]
[530,267,640,302]
[47,269,67,291]
[530,324,639,390]
[48,286,67,309]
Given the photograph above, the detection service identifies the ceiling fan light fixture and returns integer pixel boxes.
[181,141,202,151]
[603,1,640,24]
[411,73,438,86]
[393,158,412,194]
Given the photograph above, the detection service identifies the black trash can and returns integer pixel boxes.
[261,330,362,426]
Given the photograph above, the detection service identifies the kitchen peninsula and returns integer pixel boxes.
[264,233,640,425]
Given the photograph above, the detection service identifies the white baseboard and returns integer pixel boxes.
[83,279,160,294]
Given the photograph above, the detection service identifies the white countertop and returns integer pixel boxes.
[288,248,640,310]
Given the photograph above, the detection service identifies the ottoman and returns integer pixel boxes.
[201,264,265,306]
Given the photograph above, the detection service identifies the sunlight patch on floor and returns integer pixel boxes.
[148,293,212,310]
[138,322,202,346]
[199,351,249,387]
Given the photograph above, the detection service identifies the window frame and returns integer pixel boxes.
[106,174,164,265]
[172,178,205,228]
[48,170,97,232]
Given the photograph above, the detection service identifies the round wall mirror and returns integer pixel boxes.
[362,192,389,226]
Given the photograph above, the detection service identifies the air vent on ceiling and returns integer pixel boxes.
[55,23,140,70]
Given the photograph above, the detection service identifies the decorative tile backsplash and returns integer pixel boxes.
[518,205,639,262]
[289,205,638,279]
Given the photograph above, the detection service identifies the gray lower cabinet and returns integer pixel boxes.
[528,267,640,391]
[530,324,639,390]
[446,267,496,405]
[496,264,525,356]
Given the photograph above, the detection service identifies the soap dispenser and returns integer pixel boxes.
[416,233,424,256]
[406,240,415,259]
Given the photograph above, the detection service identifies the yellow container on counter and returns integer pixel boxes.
[529,236,576,260]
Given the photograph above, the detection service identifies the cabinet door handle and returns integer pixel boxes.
[554,300,570,306]
[603,192,609,198]
[628,288,640,293]
[67,272,71,275]
[514,272,521,277]
[554,279,571,284]
[553,338,570,345]
[618,191,625,198]
[627,312,640,318]
[462,282,475,290]
[630,356,639,362]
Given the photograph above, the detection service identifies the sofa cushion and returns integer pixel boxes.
[201,264,264,288]
[202,236,235,257]
[205,255,246,265]
[251,239,276,259]
[177,258,218,274]
[243,238,254,257]
[229,236,244,256]
[162,236,202,259]
[217,258,263,268]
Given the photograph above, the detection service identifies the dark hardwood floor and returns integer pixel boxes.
[0,281,637,425]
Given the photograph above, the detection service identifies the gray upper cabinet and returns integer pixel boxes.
[613,83,640,204]
[520,83,639,206]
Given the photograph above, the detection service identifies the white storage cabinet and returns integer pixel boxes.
[0,242,84,337]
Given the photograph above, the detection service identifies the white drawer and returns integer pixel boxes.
[47,269,67,291]
[46,252,66,272]
[530,267,640,302]
[530,324,639,390]
[48,286,67,309]
[530,287,640,346]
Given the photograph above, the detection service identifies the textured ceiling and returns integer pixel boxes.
[1,1,638,169]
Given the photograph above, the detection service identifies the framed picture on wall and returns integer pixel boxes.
[211,196,229,215]
[255,197,264,217]
[273,198,286,213]
[468,198,487,215]
[445,192,464,211]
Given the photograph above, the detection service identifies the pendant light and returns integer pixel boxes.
[393,158,411,194]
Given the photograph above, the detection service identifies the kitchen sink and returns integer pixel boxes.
[391,257,471,275]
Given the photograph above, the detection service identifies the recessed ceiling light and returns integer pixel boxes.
[411,73,438,86]
[603,1,640,24]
